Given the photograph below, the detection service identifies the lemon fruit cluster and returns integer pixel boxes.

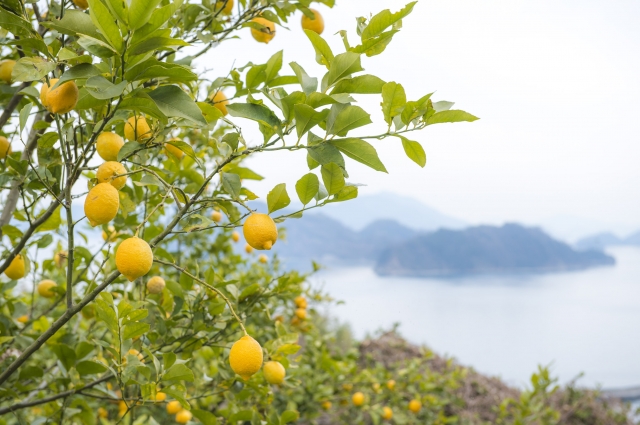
[4,254,25,280]
[243,213,277,250]
[229,335,263,380]
[40,78,79,114]
[0,136,11,159]
[263,360,286,385]
[301,9,324,34]
[115,237,153,281]
[96,132,124,161]
[293,295,308,322]
[146,276,166,294]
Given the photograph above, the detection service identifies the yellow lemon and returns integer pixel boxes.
[124,116,152,142]
[382,406,393,420]
[231,231,240,242]
[386,379,396,390]
[176,409,192,424]
[294,296,307,309]
[0,136,11,159]
[124,348,144,363]
[251,17,276,43]
[165,141,184,159]
[84,183,119,227]
[102,225,117,242]
[214,0,233,14]
[258,254,268,264]
[146,276,165,294]
[408,399,421,413]
[0,60,16,84]
[229,335,263,380]
[4,254,25,280]
[97,407,108,418]
[243,213,277,250]
[295,308,307,320]
[343,383,353,392]
[41,78,79,114]
[209,90,229,116]
[301,9,324,34]
[37,279,57,298]
[72,0,88,9]
[17,315,28,324]
[96,161,127,190]
[96,132,124,161]
[152,391,167,402]
[352,392,365,407]
[166,400,182,415]
[263,360,285,385]
[211,211,222,222]
[322,401,332,410]
[54,250,67,268]
[373,382,381,392]
[245,243,253,254]
[115,237,153,281]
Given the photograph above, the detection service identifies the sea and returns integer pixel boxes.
[312,246,640,390]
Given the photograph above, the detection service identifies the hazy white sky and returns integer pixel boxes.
[197,0,640,235]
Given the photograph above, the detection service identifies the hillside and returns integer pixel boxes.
[375,223,615,277]
[575,230,640,251]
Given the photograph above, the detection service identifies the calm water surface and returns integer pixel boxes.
[312,247,640,389]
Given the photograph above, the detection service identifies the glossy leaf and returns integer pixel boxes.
[329,138,387,172]
[321,163,345,196]
[267,183,291,213]
[295,173,320,205]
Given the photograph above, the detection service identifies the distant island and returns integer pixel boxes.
[273,215,615,276]
[376,224,615,277]
[575,230,640,252]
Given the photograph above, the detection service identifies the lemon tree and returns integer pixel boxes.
[0,0,481,423]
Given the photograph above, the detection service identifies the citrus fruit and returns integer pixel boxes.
[102,225,117,242]
[54,250,67,268]
[294,296,307,309]
[295,308,307,320]
[72,0,88,9]
[408,399,421,413]
[209,90,229,116]
[146,276,166,294]
[124,116,152,142]
[17,315,28,324]
[81,305,95,319]
[165,141,184,159]
[124,348,144,363]
[4,254,25,280]
[97,407,108,418]
[251,17,276,43]
[0,60,16,84]
[115,237,153,281]
[96,132,124,161]
[41,78,79,114]
[166,400,182,415]
[245,244,253,254]
[152,391,167,402]
[243,213,277,250]
[96,161,127,190]
[211,211,222,222]
[386,379,396,390]
[322,401,332,410]
[263,360,285,385]
[229,334,263,380]
[176,409,192,424]
[118,400,127,416]
[84,183,119,227]
[382,406,393,420]
[0,136,11,159]
[214,0,233,14]
[352,392,365,406]
[37,279,57,298]
[301,9,324,34]
[258,254,268,264]
[231,231,240,242]
[373,382,381,392]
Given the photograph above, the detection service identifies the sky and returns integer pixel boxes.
[196,0,640,238]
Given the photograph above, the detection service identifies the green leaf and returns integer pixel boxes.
[42,10,103,39]
[105,0,129,25]
[433,100,455,112]
[295,173,319,205]
[148,85,206,125]
[129,0,163,30]
[161,388,190,409]
[304,29,334,68]
[246,64,267,89]
[226,103,281,132]
[381,82,406,125]
[19,103,32,134]
[125,59,197,83]
[426,110,479,125]
[0,9,36,37]
[321,163,345,196]
[198,102,224,124]
[326,52,363,89]
[279,91,306,123]
[289,62,317,95]
[329,138,387,172]
[162,363,195,382]
[94,298,118,333]
[167,139,198,163]
[87,0,124,52]
[294,104,329,140]
[330,185,358,202]
[306,92,338,109]
[401,93,433,125]
[221,173,241,199]
[239,283,261,301]
[85,76,127,100]
[123,322,150,340]
[11,57,56,82]
[352,30,398,57]
[281,410,300,424]
[51,344,76,371]
[326,104,372,136]
[361,2,417,40]
[77,35,117,59]
[267,183,290,213]
[307,143,345,170]
[399,136,426,167]
[76,360,108,376]
[331,75,386,95]
[119,95,168,124]
[265,50,283,82]
[37,206,61,232]
[192,410,219,425]
[55,64,102,88]
[129,36,190,55]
